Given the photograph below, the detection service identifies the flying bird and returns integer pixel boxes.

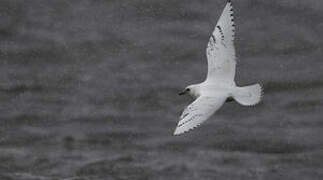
[174,0,263,135]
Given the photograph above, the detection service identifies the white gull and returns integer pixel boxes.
[175,0,263,135]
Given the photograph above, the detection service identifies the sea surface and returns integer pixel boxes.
[0,0,323,179]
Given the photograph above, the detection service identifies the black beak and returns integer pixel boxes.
[178,90,186,96]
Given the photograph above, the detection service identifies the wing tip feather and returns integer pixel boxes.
[227,0,235,36]
[173,123,202,136]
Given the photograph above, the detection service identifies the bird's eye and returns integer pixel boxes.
[186,88,190,92]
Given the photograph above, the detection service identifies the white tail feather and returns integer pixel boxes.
[233,84,263,106]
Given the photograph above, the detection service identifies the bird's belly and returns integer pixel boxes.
[201,85,235,97]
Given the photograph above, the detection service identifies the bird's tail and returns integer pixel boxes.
[233,84,263,106]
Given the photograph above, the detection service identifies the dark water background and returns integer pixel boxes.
[0,0,323,179]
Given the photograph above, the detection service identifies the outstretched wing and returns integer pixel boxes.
[174,96,227,135]
[206,1,236,85]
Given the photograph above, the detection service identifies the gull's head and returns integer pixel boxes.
[178,84,201,97]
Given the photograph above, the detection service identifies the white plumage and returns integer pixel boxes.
[174,1,263,135]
